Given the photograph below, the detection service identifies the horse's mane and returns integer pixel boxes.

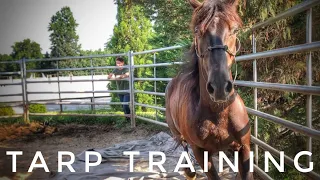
[179,45,199,76]
[175,45,200,104]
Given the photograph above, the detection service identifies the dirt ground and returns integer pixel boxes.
[0,123,165,180]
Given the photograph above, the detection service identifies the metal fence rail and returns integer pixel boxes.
[29,113,130,117]
[0,93,23,97]
[134,90,165,96]
[132,45,182,55]
[134,78,172,81]
[236,41,320,62]
[134,102,166,111]
[252,0,320,30]
[0,72,21,75]
[26,78,128,83]
[30,101,129,105]
[26,65,130,73]
[25,53,127,62]
[247,108,320,140]
[0,82,23,86]
[235,81,320,95]
[27,90,129,94]
[133,62,183,68]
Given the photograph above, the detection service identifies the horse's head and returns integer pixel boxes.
[190,0,242,102]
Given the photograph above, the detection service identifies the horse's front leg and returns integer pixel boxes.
[237,135,253,180]
[190,145,220,180]
[229,96,254,180]
[182,142,196,180]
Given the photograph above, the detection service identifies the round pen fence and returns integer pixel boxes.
[0,1,320,179]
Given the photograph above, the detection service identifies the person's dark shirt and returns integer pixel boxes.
[112,68,129,94]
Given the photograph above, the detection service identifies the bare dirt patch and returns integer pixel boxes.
[0,123,165,180]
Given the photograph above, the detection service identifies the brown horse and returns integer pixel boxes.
[165,0,253,179]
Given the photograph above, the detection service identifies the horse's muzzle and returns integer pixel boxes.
[206,80,233,102]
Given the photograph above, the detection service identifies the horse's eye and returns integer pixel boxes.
[232,28,239,35]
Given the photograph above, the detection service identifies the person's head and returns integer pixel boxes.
[116,57,125,69]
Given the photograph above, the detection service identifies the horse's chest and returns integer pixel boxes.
[200,119,229,138]
[186,118,233,150]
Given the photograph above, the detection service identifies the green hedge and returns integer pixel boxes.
[0,106,15,116]
[29,104,47,113]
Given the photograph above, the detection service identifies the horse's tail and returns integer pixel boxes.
[173,137,183,150]
[167,136,183,153]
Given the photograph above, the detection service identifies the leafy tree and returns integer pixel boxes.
[11,38,43,71]
[37,51,56,76]
[129,0,193,111]
[132,0,193,47]
[106,0,154,112]
[0,54,17,76]
[80,49,115,76]
[48,6,81,75]
[44,52,50,59]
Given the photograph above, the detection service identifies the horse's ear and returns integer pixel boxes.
[189,0,201,9]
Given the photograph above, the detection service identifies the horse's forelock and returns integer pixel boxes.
[191,0,242,36]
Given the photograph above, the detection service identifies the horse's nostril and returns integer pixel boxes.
[225,80,233,94]
[207,82,215,94]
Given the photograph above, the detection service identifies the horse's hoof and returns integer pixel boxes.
[185,172,196,180]
[185,175,196,180]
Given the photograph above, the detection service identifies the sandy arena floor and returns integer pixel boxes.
[0,123,163,180]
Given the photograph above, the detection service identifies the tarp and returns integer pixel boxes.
[51,132,236,180]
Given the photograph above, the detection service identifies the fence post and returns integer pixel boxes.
[306,8,312,163]
[128,51,136,128]
[57,61,63,112]
[252,32,258,166]
[153,53,158,122]
[90,58,95,111]
[22,58,29,123]
[20,59,26,123]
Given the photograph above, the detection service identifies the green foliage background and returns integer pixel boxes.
[0,105,15,116]
[105,0,155,111]
[29,104,47,113]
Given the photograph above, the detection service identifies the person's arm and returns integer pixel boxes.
[108,73,114,79]
[119,72,129,79]
[118,68,129,79]
[108,69,116,79]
